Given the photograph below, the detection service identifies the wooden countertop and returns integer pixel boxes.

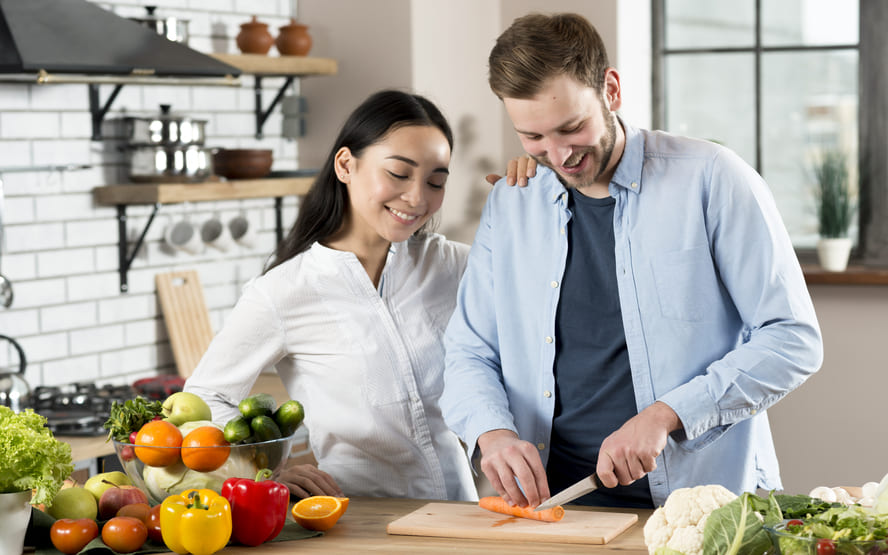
[223,497,649,554]
[60,373,289,462]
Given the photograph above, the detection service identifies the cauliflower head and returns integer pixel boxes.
[643,484,737,555]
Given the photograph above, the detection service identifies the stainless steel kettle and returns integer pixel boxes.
[0,334,30,412]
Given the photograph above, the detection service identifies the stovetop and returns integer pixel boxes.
[33,382,135,436]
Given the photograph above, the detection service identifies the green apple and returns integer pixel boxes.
[47,486,98,520]
[162,391,212,426]
[84,471,132,501]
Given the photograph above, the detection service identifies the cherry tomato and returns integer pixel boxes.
[786,519,804,527]
[146,504,163,543]
[50,518,99,555]
[816,538,837,555]
[102,516,148,554]
[129,430,138,444]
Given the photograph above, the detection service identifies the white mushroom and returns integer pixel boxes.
[809,486,838,503]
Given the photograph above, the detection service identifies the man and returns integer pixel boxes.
[440,12,822,509]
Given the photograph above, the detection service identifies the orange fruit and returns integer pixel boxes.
[180,426,231,472]
[134,420,183,467]
[290,496,348,531]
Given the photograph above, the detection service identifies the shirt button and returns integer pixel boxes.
[545,336,553,344]
[560,227,565,235]
[537,443,545,451]
[561,193,567,200]
[550,281,558,288]
[631,182,638,188]
[751,409,757,415]
[543,390,552,398]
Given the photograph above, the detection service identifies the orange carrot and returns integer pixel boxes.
[478,496,565,522]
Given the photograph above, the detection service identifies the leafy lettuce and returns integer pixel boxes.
[0,407,74,506]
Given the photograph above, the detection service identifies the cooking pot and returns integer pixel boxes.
[130,5,190,44]
[0,334,30,413]
[124,104,207,147]
[128,145,214,183]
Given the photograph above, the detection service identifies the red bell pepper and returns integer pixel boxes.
[220,469,290,546]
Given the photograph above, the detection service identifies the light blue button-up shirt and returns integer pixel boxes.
[441,120,823,507]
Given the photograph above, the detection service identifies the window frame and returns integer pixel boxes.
[651,0,886,266]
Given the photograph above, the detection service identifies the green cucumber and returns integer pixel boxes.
[273,400,304,436]
[250,415,282,442]
[238,393,276,419]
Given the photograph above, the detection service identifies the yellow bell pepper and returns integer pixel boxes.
[160,488,232,555]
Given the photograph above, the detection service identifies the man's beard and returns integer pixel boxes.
[533,105,617,190]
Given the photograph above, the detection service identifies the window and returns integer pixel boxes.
[652,0,860,252]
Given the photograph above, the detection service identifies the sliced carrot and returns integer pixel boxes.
[478,496,565,522]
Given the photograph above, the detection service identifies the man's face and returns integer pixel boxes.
[503,74,619,189]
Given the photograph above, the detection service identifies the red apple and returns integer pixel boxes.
[98,484,148,520]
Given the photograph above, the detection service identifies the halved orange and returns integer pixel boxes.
[290,496,349,531]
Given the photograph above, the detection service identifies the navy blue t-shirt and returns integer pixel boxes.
[546,189,653,508]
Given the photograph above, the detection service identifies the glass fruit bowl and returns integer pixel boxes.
[113,433,296,505]
[766,521,888,555]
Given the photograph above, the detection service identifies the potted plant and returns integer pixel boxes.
[0,406,74,555]
[813,150,856,271]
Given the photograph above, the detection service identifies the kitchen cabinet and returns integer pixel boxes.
[93,177,313,292]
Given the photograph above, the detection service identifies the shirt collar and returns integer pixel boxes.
[610,116,644,195]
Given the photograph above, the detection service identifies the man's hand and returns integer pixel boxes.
[477,429,550,507]
[277,461,344,498]
[486,155,538,187]
[596,401,681,488]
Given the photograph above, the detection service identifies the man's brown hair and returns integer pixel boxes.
[488,13,610,100]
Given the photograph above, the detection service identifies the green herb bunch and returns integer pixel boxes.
[103,396,164,442]
[813,150,855,238]
[0,406,74,506]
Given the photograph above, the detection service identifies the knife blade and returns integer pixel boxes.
[533,473,603,512]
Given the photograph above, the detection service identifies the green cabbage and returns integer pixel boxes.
[0,407,74,506]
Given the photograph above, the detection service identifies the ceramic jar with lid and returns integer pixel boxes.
[237,16,274,55]
[276,18,312,56]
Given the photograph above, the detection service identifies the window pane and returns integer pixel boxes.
[762,0,859,47]
[761,50,858,248]
[665,0,755,49]
[665,53,756,165]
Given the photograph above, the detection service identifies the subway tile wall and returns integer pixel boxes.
[0,1,307,390]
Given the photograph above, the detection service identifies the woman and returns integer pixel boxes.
[184,90,476,501]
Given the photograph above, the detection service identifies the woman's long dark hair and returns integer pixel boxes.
[265,89,453,273]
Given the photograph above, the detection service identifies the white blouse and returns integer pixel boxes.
[184,234,477,501]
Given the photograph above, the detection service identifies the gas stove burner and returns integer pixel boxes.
[33,381,136,436]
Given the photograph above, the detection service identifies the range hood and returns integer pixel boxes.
[0,0,240,80]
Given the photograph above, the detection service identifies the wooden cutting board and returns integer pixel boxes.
[155,270,214,378]
[386,502,638,545]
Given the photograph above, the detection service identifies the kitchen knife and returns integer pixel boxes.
[533,473,603,512]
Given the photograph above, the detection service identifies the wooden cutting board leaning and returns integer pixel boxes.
[155,270,214,378]
[386,502,638,545]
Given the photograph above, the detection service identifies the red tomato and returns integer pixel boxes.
[50,518,99,555]
[786,519,804,527]
[129,430,138,444]
[816,538,837,555]
[146,504,163,543]
[101,516,148,553]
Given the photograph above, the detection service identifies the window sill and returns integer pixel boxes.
[802,264,888,285]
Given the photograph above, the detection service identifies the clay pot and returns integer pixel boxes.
[213,149,273,180]
[236,16,274,55]
[275,19,312,56]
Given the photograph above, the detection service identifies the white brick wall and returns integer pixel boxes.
[0,0,305,389]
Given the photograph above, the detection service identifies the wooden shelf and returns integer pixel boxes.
[803,264,888,285]
[209,53,338,76]
[94,177,313,205]
[93,177,315,293]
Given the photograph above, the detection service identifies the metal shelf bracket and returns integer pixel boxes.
[253,75,295,139]
[89,83,124,141]
[116,202,161,293]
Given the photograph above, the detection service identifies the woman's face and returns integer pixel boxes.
[337,124,450,245]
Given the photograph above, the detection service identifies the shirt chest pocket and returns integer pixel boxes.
[651,245,720,322]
